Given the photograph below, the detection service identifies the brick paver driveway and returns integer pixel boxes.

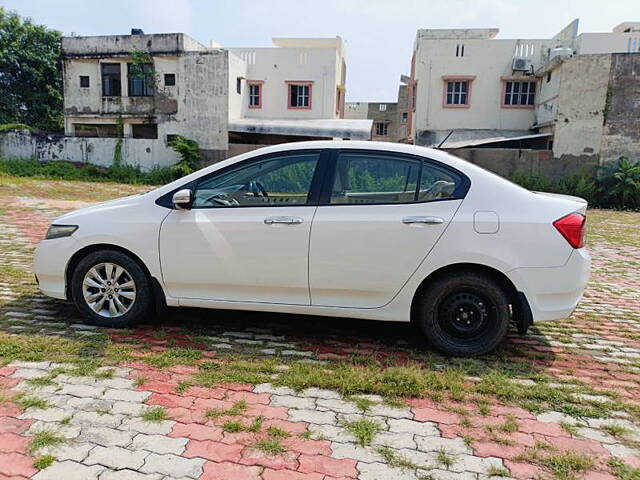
[1,177,639,480]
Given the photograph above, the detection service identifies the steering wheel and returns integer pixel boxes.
[248,180,269,198]
[203,193,239,206]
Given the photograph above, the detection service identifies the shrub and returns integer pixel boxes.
[0,123,35,133]
[510,156,640,211]
[168,135,201,177]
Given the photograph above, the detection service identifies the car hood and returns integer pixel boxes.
[53,194,145,223]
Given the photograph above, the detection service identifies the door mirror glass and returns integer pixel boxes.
[172,189,193,209]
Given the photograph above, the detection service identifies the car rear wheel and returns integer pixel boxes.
[416,272,509,357]
[71,249,151,328]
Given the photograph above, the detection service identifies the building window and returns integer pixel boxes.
[379,104,387,112]
[164,73,176,86]
[288,83,312,109]
[73,123,118,138]
[79,76,90,88]
[374,122,389,136]
[503,80,536,107]
[236,77,242,94]
[101,63,121,97]
[445,80,469,106]
[248,82,262,108]
[127,63,154,97]
[546,72,552,83]
[401,112,408,124]
[131,124,158,139]
[456,44,465,57]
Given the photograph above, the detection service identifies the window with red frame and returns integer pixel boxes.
[289,84,311,108]
[248,83,261,108]
[445,80,469,105]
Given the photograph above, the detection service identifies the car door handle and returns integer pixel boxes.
[402,216,444,225]
[264,216,304,225]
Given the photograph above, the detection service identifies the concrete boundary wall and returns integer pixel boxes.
[1,132,599,180]
[444,148,599,180]
[0,131,179,171]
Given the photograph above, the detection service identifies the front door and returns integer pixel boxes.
[309,150,465,308]
[159,150,321,305]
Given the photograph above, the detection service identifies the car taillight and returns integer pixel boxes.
[553,213,586,249]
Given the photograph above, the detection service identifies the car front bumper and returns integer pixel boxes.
[33,236,83,300]
[508,248,591,322]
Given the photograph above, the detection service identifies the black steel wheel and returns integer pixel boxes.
[416,272,509,356]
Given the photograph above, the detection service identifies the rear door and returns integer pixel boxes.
[309,150,467,308]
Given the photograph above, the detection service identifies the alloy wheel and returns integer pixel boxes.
[82,262,137,318]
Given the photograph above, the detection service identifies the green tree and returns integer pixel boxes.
[598,156,640,209]
[0,8,62,131]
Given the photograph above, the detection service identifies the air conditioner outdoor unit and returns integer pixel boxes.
[512,58,532,71]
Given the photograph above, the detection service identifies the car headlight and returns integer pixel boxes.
[45,224,78,240]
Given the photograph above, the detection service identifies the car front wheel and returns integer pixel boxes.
[416,272,509,357]
[71,249,152,328]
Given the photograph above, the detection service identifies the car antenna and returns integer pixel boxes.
[436,130,454,149]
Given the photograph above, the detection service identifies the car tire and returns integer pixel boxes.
[71,249,152,328]
[416,272,509,357]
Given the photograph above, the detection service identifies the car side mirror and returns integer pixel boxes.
[172,189,193,209]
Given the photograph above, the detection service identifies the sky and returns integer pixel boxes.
[2,0,638,102]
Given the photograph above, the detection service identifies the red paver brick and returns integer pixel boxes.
[147,393,195,409]
[240,449,299,470]
[0,367,16,376]
[547,436,610,456]
[200,461,261,480]
[0,452,37,477]
[0,433,29,454]
[298,455,357,478]
[183,439,243,462]
[263,469,324,480]
[518,419,566,437]
[184,386,227,399]
[411,407,459,424]
[0,418,32,435]
[504,460,546,479]
[169,423,223,441]
[141,382,179,395]
[473,442,523,459]
[283,437,332,456]
[583,471,617,480]
[226,391,271,405]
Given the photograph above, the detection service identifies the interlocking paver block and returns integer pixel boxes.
[85,445,149,470]
[78,426,136,447]
[139,452,206,479]
[388,418,439,436]
[357,461,419,480]
[39,442,94,462]
[288,408,336,425]
[98,470,163,480]
[103,388,151,403]
[71,411,124,428]
[32,460,105,480]
[131,433,188,455]
[118,418,175,435]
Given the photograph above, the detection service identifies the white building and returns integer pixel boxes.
[57,31,370,169]
[228,37,370,143]
[407,20,639,149]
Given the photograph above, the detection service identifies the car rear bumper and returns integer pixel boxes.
[33,236,82,300]
[508,248,591,322]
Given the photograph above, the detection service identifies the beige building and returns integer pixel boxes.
[407,19,640,154]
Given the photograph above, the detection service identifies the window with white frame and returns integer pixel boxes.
[504,81,536,106]
[288,83,311,108]
[374,122,389,136]
[445,80,469,105]
[379,104,387,112]
[248,83,261,108]
[401,112,408,124]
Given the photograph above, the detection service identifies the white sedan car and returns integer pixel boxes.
[34,141,590,356]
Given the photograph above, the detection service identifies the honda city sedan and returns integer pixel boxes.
[34,141,590,356]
